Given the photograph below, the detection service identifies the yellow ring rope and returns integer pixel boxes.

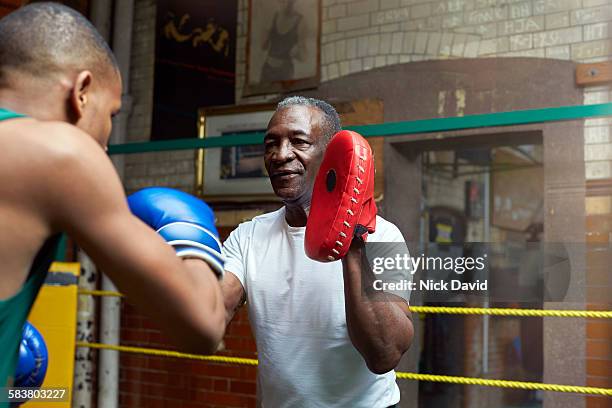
[76,342,612,396]
[76,342,258,366]
[409,306,612,319]
[77,290,612,319]
[79,290,124,297]
[394,372,612,396]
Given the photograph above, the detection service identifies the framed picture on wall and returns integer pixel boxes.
[153,0,237,140]
[244,0,321,96]
[196,104,278,201]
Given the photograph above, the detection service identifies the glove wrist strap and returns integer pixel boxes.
[175,246,225,279]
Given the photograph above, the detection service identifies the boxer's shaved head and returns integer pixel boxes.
[0,2,118,83]
[277,96,341,143]
[0,2,122,147]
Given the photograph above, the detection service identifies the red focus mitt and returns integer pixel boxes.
[305,130,376,262]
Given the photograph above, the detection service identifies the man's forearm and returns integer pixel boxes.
[169,258,226,351]
[342,242,414,374]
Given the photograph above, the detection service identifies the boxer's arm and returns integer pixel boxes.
[342,240,414,374]
[39,125,225,354]
[220,272,246,326]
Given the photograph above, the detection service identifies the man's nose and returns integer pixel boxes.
[273,139,296,162]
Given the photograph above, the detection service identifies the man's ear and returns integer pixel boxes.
[68,71,93,122]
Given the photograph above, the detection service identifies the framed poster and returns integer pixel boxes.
[196,104,277,201]
[244,0,321,96]
[152,0,237,140]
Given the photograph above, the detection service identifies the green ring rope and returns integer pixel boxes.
[108,103,612,155]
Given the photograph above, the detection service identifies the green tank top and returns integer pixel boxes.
[0,108,59,402]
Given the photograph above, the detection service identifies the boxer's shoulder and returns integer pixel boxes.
[0,120,106,200]
[1,119,101,163]
[0,119,119,224]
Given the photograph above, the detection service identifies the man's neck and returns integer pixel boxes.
[284,201,309,227]
[0,92,63,122]
[0,76,68,121]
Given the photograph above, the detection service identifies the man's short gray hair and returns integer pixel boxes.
[277,96,342,143]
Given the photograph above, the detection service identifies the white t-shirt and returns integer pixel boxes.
[223,207,411,408]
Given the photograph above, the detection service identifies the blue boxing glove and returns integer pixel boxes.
[127,187,224,278]
[14,321,48,389]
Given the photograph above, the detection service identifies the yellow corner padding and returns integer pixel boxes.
[23,262,79,407]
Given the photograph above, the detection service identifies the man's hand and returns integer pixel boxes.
[342,241,413,374]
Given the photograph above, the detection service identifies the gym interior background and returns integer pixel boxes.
[1,0,610,407]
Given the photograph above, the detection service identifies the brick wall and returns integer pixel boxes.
[585,88,612,182]
[585,194,612,408]
[235,0,612,182]
[119,303,257,408]
[235,0,611,101]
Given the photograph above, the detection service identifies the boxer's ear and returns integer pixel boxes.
[68,70,92,121]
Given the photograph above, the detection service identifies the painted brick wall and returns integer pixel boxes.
[235,0,612,182]
[235,0,611,97]
[584,88,612,182]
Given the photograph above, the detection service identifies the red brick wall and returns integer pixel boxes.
[585,191,612,408]
[463,314,525,408]
[119,303,257,408]
[116,224,258,407]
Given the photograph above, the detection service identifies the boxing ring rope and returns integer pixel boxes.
[107,103,612,154]
[75,103,612,399]
[74,341,612,396]
[76,290,612,396]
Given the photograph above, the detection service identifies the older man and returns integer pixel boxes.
[221,96,414,407]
